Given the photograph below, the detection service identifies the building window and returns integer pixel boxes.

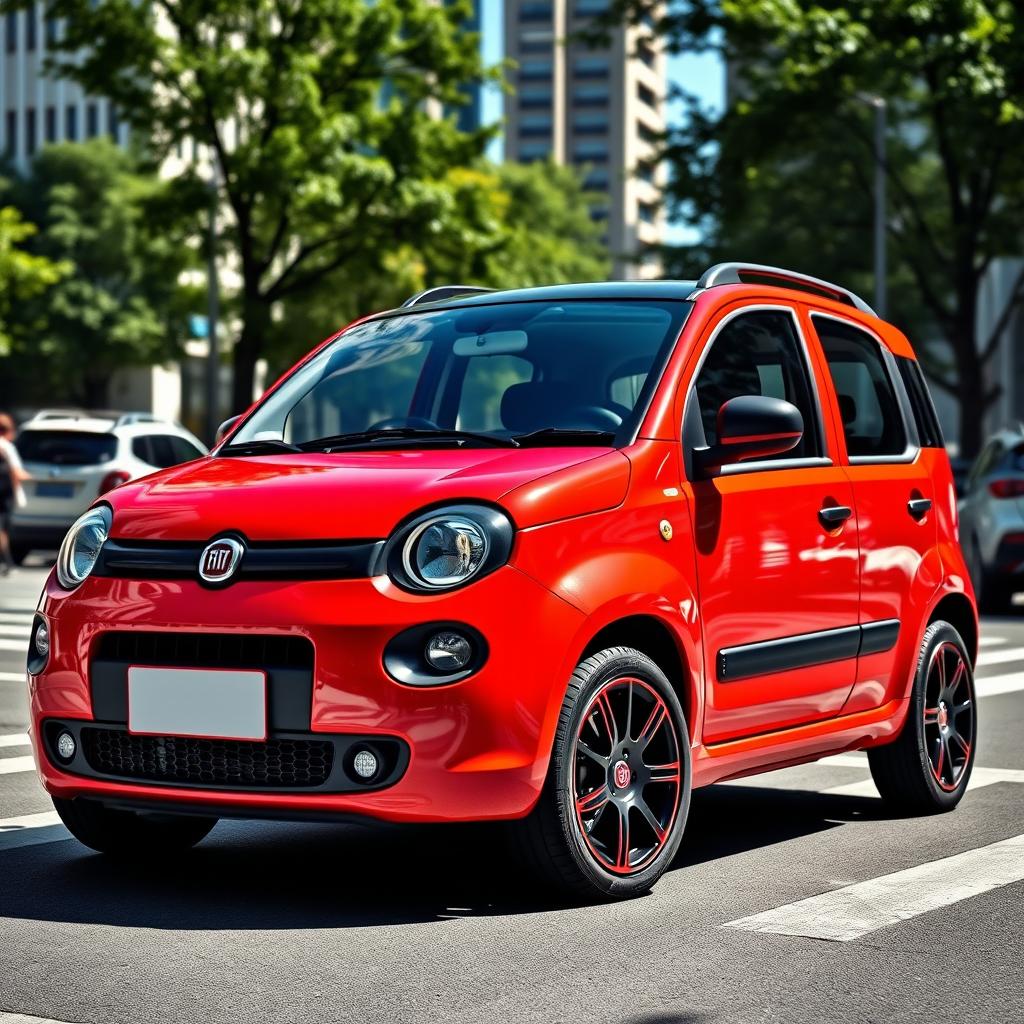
[5,110,16,155]
[637,119,660,145]
[574,57,609,79]
[519,29,552,53]
[574,113,608,135]
[637,161,656,185]
[519,87,553,109]
[574,141,609,162]
[574,0,610,13]
[518,142,551,162]
[590,206,609,222]
[45,105,56,142]
[637,82,657,109]
[45,16,58,47]
[519,58,553,81]
[519,2,552,22]
[638,200,658,225]
[65,104,77,141]
[25,108,36,156]
[25,5,35,51]
[519,113,552,138]
[637,40,656,69]
[584,169,610,191]
[86,102,98,138]
[109,105,119,139]
[5,12,16,53]
[572,84,609,107]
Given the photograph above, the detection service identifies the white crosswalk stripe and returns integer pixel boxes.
[0,639,27,652]
[978,635,1007,647]
[724,833,1024,941]
[0,672,25,683]
[0,734,28,748]
[0,626,31,639]
[976,646,1024,667]
[0,1012,80,1024]
[0,811,67,853]
[0,756,35,775]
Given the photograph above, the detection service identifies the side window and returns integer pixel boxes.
[144,435,181,469]
[967,441,1003,490]
[168,437,203,464]
[694,309,822,459]
[814,317,907,458]
[131,437,154,465]
[458,355,533,431]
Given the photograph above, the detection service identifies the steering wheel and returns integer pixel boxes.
[559,406,624,431]
[367,416,441,431]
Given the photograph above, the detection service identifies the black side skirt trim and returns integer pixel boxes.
[717,618,901,682]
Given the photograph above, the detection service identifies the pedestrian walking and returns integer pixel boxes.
[0,412,28,574]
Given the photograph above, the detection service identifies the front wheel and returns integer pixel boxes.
[868,620,977,813]
[53,797,218,856]
[512,647,691,900]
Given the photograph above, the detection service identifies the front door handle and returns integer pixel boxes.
[819,505,853,529]
[908,497,933,519]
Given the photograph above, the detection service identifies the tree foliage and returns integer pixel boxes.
[22,0,498,411]
[616,0,1024,454]
[3,140,196,406]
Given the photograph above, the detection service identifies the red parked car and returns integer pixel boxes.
[27,264,978,899]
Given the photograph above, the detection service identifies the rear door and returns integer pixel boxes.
[807,311,938,712]
[684,303,861,743]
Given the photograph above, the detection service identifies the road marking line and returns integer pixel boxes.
[0,639,27,652]
[0,756,35,775]
[0,613,33,624]
[0,734,28,748]
[822,764,1024,799]
[0,627,31,640]
[0,672,25,683]
[976,647,1024,667]
[978,636,1007,647]
[0,812,68,854]
[0,1012,81,1024]
[975,672,1024,698]
[724,833,1024,941]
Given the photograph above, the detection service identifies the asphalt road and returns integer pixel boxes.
[2,562,1023,1024]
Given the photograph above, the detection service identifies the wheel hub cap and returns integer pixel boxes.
[612,759,631,790]
[937,702,949,731]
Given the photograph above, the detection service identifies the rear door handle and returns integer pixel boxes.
[819,505,853,529]
[908,498,932,519]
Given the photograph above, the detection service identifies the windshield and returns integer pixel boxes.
[16,430,118,466]
[229,299,691,451]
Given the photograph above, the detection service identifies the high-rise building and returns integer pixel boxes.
[503,0,666,278]
[0,4,126,169]
[446,0,483,133]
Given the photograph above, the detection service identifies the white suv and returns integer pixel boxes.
[9,411,207,563]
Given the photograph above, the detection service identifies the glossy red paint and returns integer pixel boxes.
[28,279,976,827]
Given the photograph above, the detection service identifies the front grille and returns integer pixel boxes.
[81,728,333,788]
[94,631,314,670]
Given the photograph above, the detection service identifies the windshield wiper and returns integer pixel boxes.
[299,428,520,453]
[513,427,616,446]
[220,438,303,456]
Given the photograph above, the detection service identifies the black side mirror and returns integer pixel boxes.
[214,414,242,447]
[693,395,803,478]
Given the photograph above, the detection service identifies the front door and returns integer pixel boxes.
[684,304,861,744]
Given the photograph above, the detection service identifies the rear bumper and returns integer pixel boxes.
[29,565,586,823]
[8,515,73,551]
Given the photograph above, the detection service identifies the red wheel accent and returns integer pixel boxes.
[570,676,683,876]
[923,641,974,793]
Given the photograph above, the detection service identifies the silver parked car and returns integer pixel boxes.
[959,428,1024,612]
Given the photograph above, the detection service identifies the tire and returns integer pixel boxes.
[868,621,977,814]
[511,646,691,900]
[53,797,217,856]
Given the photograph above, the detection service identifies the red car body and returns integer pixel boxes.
[27,270,977,856]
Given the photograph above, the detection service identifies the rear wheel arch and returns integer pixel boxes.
[928,591,978,667]
[580,614,696,741]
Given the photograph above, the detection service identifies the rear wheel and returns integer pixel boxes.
[512,647,691,900]
[868,621,977,813]
[53,797,217,856]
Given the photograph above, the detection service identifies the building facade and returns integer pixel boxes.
[0,3,126,168]
[503,0,665,278]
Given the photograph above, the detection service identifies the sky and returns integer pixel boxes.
[478,0,725,161]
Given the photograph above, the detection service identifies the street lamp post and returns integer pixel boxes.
[205,167,220,446]
[871,96,888,318]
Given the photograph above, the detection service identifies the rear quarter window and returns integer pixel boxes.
[895,356,944,449]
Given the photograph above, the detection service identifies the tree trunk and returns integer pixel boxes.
[231,289,270,416]
[950,279,985,459]
[81,370,109,410]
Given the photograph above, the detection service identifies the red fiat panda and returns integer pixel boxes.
[27,264,978,899]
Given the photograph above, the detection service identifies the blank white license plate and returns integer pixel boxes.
[127,667,267,741]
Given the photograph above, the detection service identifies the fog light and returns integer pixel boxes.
[34,620,49,659]
[424,631,473,673]
[55,731,76,762]
[352,749,379,780]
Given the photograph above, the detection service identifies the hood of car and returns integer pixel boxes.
[106,447,631,542]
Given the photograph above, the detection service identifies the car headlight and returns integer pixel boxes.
[56,505,112,590]
[383,504,514,593]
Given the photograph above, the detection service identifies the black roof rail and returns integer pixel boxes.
[695,263,877,317]
[402,285,495,308]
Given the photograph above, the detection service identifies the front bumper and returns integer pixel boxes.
[29,566,585,823]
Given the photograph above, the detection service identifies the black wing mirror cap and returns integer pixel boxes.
[693,395,803,478]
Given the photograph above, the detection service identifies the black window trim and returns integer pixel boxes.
[810,311,920,466]
[683,303,833,478]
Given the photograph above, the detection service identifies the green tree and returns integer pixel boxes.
[24,0,495,412]
[614,0,1024,455]
[0,205,66,358]
[266,160,610,373]
[6,140,196,406]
